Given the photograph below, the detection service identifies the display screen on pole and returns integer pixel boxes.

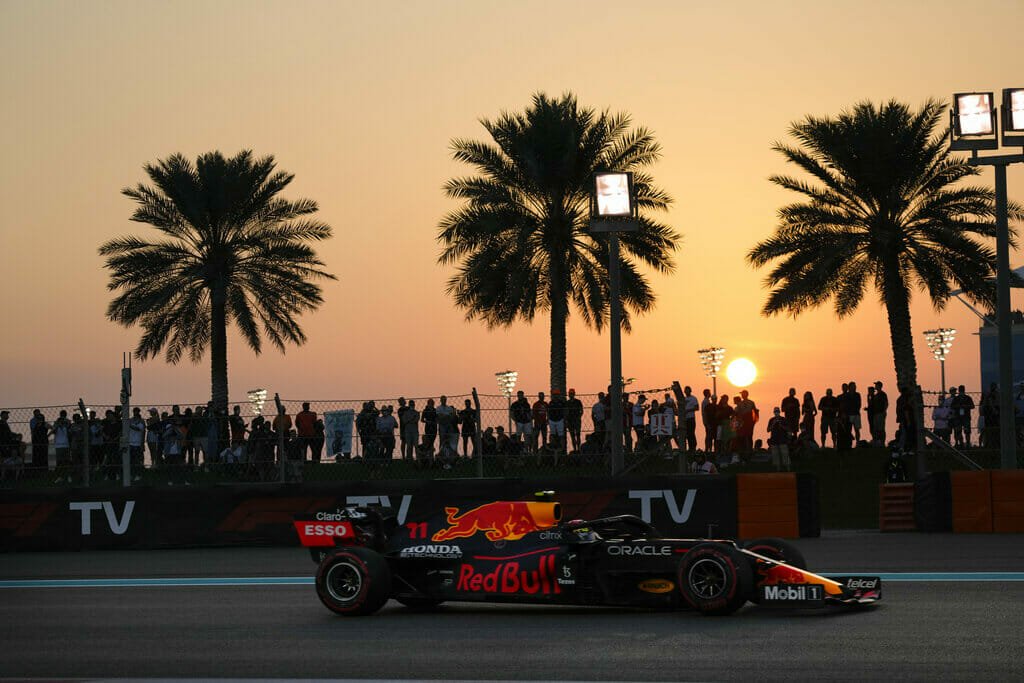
[1007,89,1024,132]
[594,172,633,217]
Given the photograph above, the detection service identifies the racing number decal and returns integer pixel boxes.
[406,522,429,539]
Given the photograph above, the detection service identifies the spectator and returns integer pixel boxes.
[873,381,889,446]
[186,406,201,466]
[481,426,497,456]
[295,402,317,462]
[436,395,459,460]
[50,409,73,484]
[1,425,25,483]
[146,408,163,465]
[495,425,511,456]
[459,399,477,457]
[312,417,325,463]
[402,400,419,460]
[532,392,549,452]
[700,389,716,452]
[547,390,567,455]
[357,401,380,459]
[510,391,533,452]
[932,397,952,444]
[162,420,186,485]
[662,397,679,452]
[844,381,863,445]
[734,390,757,454]
[800,391,817,443]
[818,389,839,449]
[621,392,634,453]
[70,413,85,481]
[781,388,800,436]
[421,398,437,454]
[272,407,292,436]
[681,386,699,452]
[377,406,398,459]
[895,386,917,453]
[630,394,647,450]
[128,407,145,482]
[229,405,247,446]
[591,392,607,449]
[101,409,120,481]
[689,450,718,474]
[566,389,584,453]
[715,394,733,456]
[252,421,276,481]
[30,409,49,478]
[766,407,792,471]
[88,410,103,470]
[865,386,877,445]
[951,384,975,447]
[0,410,14,463]
[396,397,409,458]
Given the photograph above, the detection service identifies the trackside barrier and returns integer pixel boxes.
[736,473,799,539]
[0,473,824,552]
[951,470,993,533]
[991,471,1024,533]
[878,484,915,532]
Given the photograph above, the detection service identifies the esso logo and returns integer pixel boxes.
[305,523,349,537]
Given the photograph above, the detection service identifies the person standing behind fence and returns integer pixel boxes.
[766,407,792,471]
[396,397,409,458]
[511,391,533,452]
[532,392,549,452]
[402,400,419,460]
[591,392,606,449]
[681,386,699,452]
[800,391,817,443]
[566,389,583,453]
[127,407,145,482]
[49,410,72,484]
[781,388,800,436]
[818,389,839,449]
[701,389,716,452]
[873,381,889,446]
[436,396,458,457]
[421,399,437,454]
[377,406,398,459]
[459,398,477,457]
[146,408,162,465]
[29,410,48,478]
[845,381,862,445]
[547,390,566,455]
[951,385,975,448]
[295,402,317,462]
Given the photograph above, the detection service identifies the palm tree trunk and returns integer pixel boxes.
[882,271,925,454]
[549,292,567,395]
[210,283,229,413]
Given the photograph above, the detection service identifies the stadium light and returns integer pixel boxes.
[697,347,726,398]
[247,388,267,417]
[949,87,1024,470]
[923,328,956,394]
[495,370,518,433]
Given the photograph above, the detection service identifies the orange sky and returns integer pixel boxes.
[2,0,1023,415]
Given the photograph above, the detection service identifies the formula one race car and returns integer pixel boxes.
[295,499,881,616]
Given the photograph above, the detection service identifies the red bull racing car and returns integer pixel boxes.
[295,499,881,617]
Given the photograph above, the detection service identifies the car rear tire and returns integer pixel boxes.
[677,542,752,616]
[316,547,391,616]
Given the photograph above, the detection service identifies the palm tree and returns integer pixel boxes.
[101,150,336,411]
[438,92,679,392]
[748,99,1022,416]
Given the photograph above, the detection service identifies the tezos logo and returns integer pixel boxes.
[399,544,463,559]
[607,545,671,557]
[846,578,878,589]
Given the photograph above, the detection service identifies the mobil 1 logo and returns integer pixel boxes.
[760,583,825,606]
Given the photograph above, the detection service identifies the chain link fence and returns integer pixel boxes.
[3,384,1020,488]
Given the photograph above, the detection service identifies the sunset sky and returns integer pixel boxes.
[2,0,1023,418]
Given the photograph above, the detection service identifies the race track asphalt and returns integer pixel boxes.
[2,532,1023,681]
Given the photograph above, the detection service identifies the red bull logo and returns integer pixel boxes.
[432,501,561,542]
[456,554,561,595]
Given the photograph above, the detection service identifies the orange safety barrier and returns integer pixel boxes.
[736,473,799,539]
[951,470,992,533]
[878,483,915,532]
[991,471,1024,533]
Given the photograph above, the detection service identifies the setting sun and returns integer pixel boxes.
[726,358,757,387]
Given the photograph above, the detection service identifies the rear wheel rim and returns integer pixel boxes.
[326,561,362,602]
[688,557,728,599]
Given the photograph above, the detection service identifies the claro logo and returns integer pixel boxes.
[69,501,135,535]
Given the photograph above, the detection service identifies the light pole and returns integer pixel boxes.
[923,329,956,394]
[495,370,518,433]
[591,171,639,475]
[247,388,267,417]
[950,89,1024,470]
[698,347,726,399]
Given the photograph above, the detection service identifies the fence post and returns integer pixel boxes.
[77,399,89,487]
[472,388,482,477]
[275,393,286,483]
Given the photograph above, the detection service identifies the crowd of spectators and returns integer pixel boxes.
[1,378,1016,484]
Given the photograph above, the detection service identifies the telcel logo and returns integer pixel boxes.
[637,579,675,594]
[846,578,878,589]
